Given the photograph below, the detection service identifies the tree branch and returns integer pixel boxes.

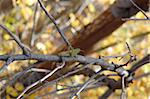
[37,0,73,50]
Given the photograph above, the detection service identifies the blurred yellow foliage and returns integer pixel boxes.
[21,6,32,20]
[135,12,146,19]
[83,17,91,25]
[0,0,150,99]
[6,85,19,97]
[71,19,80,27]
[28,93,37,99]
[99,0,115,5]
[36,42,46,51]
[88,4,96,13]
[69,13,80,27]
[15,82,25,92]
[22,0,36,6]
[69,13,76,21]
[6,95,11,99]
[3,34,10,40]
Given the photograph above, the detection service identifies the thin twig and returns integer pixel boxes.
[133,72,150,80]
[39,82,104,98]
[39,84,83,98]
[30,2,38,47]
[26,63,95,96]
[0,57,14,73]
[121,75,127,99]
[100,53,128,60]
[115,43,137,68]
[129,0,149,19]
[99,88,114,99]
[27,68,50,73]
[126,42,131,53]
[130,54,150,73]
[0,24,31,55]
[37,0,73,50]
[0,64,37,95]
[17,61,65,99]
[70,70,103,99]
[77,0,90,15]
[122,0,149,21]
[122,18,150,21]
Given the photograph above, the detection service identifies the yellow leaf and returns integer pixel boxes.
[6,95,11,99]
[9,90,19,97]
[3,34,10,40]
[88,4,95,12]
[135,12,145,19]
[69,13,76,21]
[36,42,46,51]
[71,19,80,27]
[24,0,36,6]
[6,86,14,94]
[15,82,25,92]
[6,85,19,97]
[83,17,90,25]
[21,6,32,20]
[45,41,53,49]
[28,93,36,99]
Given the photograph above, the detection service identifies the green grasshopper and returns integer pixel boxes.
[58,48,81,57]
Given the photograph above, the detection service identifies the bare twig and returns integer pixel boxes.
[121,75,127,99]
[99,55,150,99]
[39,82,104,98]
[0,23,34,74]
[27,68,50,73]
[100,53,129,60]
[39,84,83,98]
[30,2,38,47]
[17,61,65,99]
[122,0,149,21]
[77,0,91,15]
[122,18,150,21]
[26,63,95,96]
[0,57,14,73]
[0,24,31,55]
[70,70,103,99]
[129,0,149,19]
[0,64,37,95]
[99,89,114,99]
[130,54,150,73]
[126,42,131,53]
[115,43,137,68]
[37,0,73,50]
[133,72,150,80]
